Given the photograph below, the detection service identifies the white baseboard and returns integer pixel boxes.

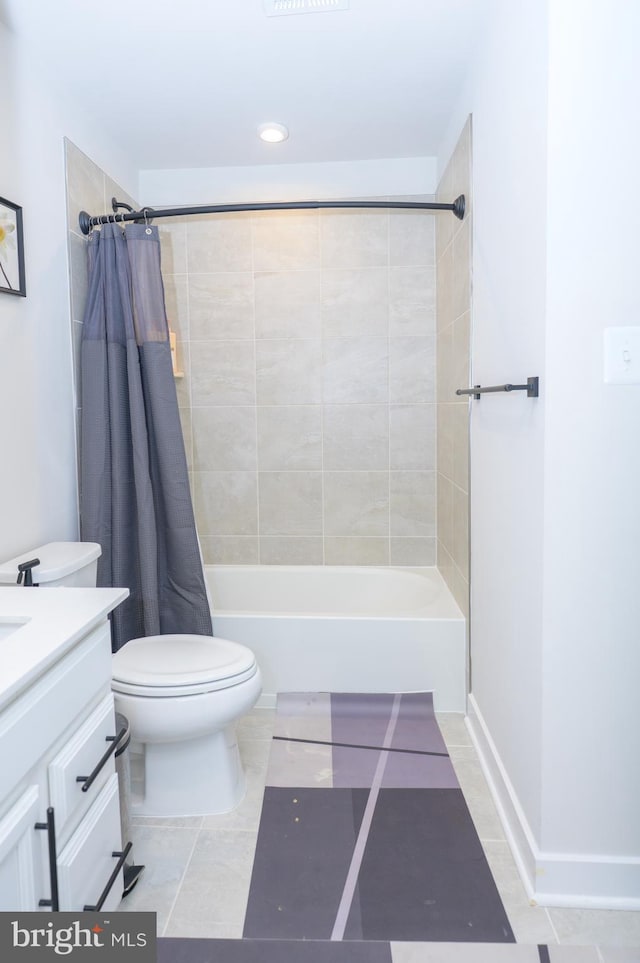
[466,694,640,910]
[465,695,539,900]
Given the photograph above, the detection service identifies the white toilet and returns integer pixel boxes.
[0,541,262,818]
[112,633,261,817]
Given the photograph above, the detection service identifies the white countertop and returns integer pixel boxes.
[0,587,128,709]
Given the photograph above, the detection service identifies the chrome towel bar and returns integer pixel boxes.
[456,376,539,400]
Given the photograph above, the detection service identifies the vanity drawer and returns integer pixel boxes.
[56,773,124,912]
[48,693,119,844]
[0,621,112,801]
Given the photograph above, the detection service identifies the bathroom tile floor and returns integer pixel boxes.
[117,708,640,956]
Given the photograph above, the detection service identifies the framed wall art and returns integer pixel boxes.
[0,196,26,297]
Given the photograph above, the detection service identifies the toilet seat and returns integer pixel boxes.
[111,634,258,698]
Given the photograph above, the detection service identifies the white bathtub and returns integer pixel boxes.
[207,565,467,712]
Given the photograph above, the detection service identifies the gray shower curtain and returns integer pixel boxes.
[80,222,212,650]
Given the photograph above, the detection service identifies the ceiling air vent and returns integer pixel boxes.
[263,0,350,17]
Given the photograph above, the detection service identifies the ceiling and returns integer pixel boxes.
[3,0,491,171]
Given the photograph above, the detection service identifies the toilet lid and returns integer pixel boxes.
[112,634,257,689]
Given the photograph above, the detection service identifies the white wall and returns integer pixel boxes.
[0,19,137,562]
[139,156,437,206]
[443,0,640,905]
[442,0,549,843]
[540,0,640,883]
[0,21,39,562]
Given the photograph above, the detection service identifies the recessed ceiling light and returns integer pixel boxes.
[263,0,349,16]
[258,123,289,144]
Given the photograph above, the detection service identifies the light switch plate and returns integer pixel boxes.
[604,326,640,384]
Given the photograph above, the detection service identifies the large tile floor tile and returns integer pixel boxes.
[167,829,257,930]
[117,826,199,932]
[482,841,557,944]
[598,948,640,962]
[436,712,472,747]
[548,908,640,947]
[131,815,204,829]
[238,708,276,742]
[201,768,266,833]
[240,738,272,773]
[548,949,602,962]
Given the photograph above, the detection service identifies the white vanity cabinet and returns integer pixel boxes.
[0,785,42,910]
[0,588,128,912]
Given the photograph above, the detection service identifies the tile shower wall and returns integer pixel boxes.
[64,139,139,502]
[161,204,437,566]
[436,119,472,616]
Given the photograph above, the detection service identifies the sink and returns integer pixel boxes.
[0,618,30,641]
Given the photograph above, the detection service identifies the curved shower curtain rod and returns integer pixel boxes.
[78,194,466,235]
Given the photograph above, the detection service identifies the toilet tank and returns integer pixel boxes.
[0,542,102,587]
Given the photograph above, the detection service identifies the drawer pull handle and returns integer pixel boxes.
[76,725,127,793]
[35,807,60,911]
[83,841,133,911]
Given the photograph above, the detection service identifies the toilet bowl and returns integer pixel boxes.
[111,634,262,818]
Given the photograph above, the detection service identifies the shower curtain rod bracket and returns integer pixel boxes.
[111,197,134,214]
[78,194,466,235]
[452,193,465,220]
[78,210,93,235]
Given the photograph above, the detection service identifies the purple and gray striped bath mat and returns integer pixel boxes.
[243,692,514,943]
